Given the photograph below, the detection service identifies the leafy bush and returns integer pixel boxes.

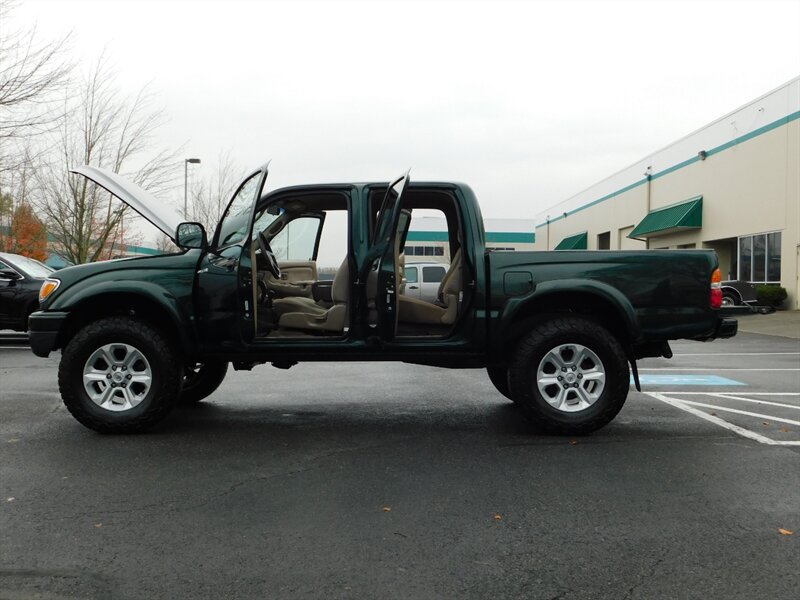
[756,285,787,308]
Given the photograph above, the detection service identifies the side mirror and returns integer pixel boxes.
[0,268,21,281]
[176,222,207,250]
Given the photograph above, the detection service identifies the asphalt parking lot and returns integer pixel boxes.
[1,317,798,599]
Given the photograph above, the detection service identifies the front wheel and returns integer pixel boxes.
[508,317,630,435]
[58,317,181,433]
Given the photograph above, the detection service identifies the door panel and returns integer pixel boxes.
[364,172,411,340]
[403,265,421,299]
[264,261,318,299]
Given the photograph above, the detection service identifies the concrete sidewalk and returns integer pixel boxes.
[735,310,800,339]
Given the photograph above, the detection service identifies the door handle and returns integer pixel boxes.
[409,285,418,289]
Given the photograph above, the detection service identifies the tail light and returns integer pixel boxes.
[710,268,722,308]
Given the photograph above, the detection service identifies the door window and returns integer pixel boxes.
[422,266,446,283]
[405,266,418,284]
[269,217,322,262]
[215,173,262,248]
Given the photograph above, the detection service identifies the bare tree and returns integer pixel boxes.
[0,0,71,174]
[155,232,178,253]
[33,55,181,264]
[189,151,243,234]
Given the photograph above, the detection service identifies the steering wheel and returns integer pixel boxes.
[257,231,281,279]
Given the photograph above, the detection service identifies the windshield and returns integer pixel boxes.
[8,254,53,278]
[215,173,261,248]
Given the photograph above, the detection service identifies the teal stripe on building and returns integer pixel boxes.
[536,110,800,230]
[407,231,535,243]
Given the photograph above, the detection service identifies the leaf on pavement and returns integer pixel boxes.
[569,440,579,445]
[778,528,794,535]
[382,506,391,512]
[494,514,502,521]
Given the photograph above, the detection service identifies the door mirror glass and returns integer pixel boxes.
[176,222,207,249]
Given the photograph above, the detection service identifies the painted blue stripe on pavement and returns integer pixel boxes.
[632,375,745,386]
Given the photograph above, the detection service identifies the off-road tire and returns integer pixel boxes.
[179,361,228,404]
[508,316,629,435]
[486,366,514,401]
[58,317,181,433]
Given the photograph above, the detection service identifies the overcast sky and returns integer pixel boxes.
[14,0,800,226]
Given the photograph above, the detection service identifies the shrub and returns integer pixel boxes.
[756,285,787,308]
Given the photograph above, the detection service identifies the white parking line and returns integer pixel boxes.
[657,392,800,396]
[639,368,799,371]
[711,393,800,411]
[646,392,800,446]
[672,399,800,426]
[673,352,800,356]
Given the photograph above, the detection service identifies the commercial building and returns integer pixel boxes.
[534,77,799,309]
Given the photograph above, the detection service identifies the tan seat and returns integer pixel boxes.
[272,295,327,317]
[278,257,349,332]
[398,249,462,325]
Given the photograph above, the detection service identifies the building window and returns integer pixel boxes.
[404,245,445,257]
[767,232,781,282]
[738,232,781,283]
[597,232,610,250]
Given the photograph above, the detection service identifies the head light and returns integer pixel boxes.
[39,278,61,303]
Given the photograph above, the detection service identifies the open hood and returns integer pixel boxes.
[70,165,184,242]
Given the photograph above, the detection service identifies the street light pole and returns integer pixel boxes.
[184,158,201,220]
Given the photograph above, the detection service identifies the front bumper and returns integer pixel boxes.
[28,310,68,357]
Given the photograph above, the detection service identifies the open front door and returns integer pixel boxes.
[195,164,269,346]
[364,171,411,341]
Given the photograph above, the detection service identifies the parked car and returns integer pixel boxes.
[402,261,449,303]
[29,164,736,435]
[721,280,758,307]
[0,252,54,331]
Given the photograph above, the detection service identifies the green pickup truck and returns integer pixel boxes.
[29,164,736,434]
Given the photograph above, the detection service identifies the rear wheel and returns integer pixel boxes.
[721,292,739,307]
[486,366,514,401]
[180,361,228,404]
[58,317,181,433]
[508,316,629,435]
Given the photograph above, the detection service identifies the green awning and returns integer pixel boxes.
[629,196,703,238]
[554,231,588,250]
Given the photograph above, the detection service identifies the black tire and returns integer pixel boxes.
[508,316,629,435]
[486,365,514,401]
[58,317,181,433]
[179,361,228,404]
[721,292,739,307]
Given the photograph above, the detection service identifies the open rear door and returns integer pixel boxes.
[364,170,411,341]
